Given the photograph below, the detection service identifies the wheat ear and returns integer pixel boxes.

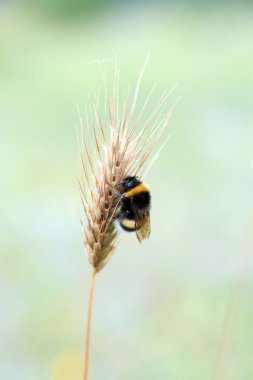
[78,59,175,380]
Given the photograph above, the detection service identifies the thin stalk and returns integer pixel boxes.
[83,269,96,380]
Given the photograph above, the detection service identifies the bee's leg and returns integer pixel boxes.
[112,189,122,197]
[117,210,136,232]
[112,209,128,222]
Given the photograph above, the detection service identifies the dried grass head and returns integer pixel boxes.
[77,59,175,273]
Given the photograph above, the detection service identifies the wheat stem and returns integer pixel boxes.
[83,269,96,380]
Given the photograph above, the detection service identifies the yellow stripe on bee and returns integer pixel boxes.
[121,218,136,229]
[123,183,149,198]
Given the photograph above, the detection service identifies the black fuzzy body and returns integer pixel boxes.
[115,176,151,232]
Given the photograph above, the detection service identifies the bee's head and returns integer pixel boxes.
[122,176,141,191]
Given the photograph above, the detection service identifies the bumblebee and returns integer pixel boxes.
[114,176,151,243]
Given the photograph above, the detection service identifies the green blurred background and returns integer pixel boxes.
[1,1,253,379]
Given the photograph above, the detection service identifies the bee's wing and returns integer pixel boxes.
[135,211,151,243]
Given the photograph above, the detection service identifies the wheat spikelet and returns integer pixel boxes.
[78,59,175,273]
